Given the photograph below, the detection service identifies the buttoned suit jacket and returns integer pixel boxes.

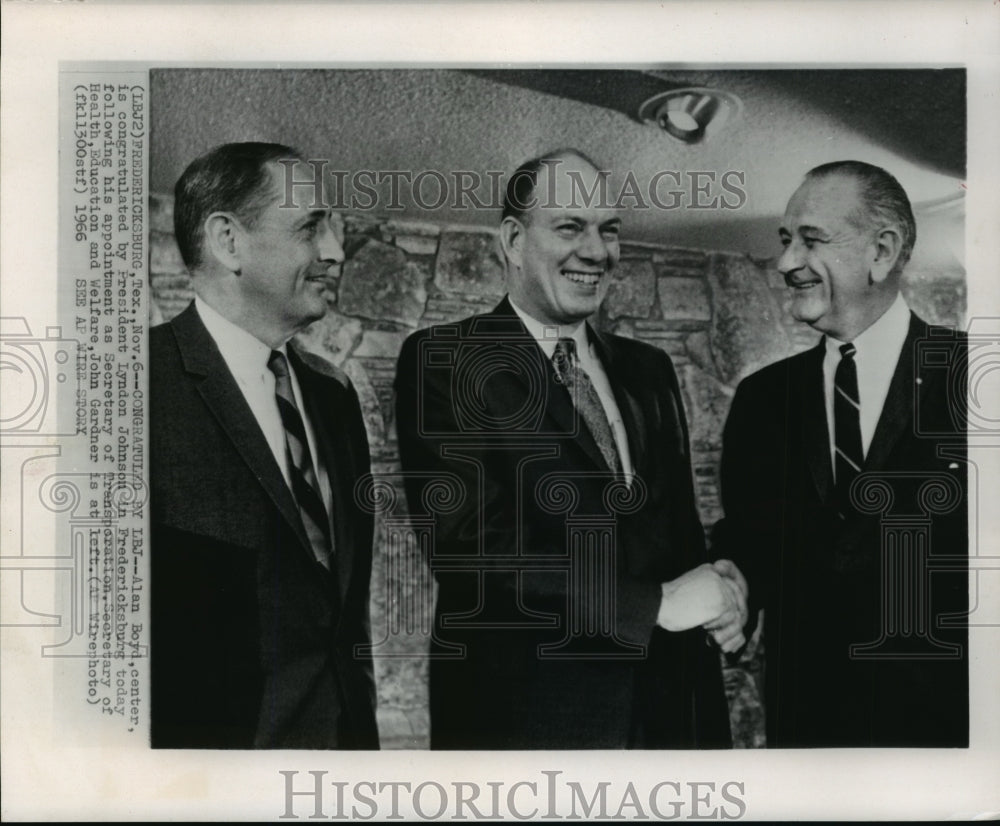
[150,302,378,749]
[714,312,968,747]
[394,297,732,749]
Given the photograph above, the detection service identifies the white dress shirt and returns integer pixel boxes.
[509,299,634,479]
[194,296,333,516]
[822,292,911,474]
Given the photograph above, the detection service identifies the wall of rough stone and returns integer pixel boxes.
[149,192,964,748]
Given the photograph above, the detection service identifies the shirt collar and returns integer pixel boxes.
[508,297,589,359]
[195,295,286,375]
[824,291,910,361]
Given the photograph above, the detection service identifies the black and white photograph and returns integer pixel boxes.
[1,2,998,821]
[148,67,970,754]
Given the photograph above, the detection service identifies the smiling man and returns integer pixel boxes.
[713,160,968,747]
[150,142,379,749]
[394,149,741,749]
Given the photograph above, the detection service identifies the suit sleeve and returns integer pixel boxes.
[711,376,780,624]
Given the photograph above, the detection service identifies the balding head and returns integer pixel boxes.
[499,149,621,327]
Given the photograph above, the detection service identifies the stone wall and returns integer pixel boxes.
[148,192,964,748]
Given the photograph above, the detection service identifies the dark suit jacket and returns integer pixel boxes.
[394,297,731,749]
[150,303,378,749]
[714,312,967,747]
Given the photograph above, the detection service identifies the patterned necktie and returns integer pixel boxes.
[834,342,864,513]
[267,350,332,569]
[552,337,622,474]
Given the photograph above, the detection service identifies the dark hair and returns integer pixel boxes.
[807,160,917,276]
[173,141,301,270]
[501,147,603,223]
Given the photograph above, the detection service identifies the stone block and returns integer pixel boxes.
[706,253,795,386]
[150,300,165,327]
[293,308,363,367]
[764,260,786,289]
[421,295,499,325]
[658,276,711,322]
[652,247,708,268]
[639,335,687,360]
[376,707,415,749]
[151,273,192,291]
[343,358,385,446]
[369,519,432,744]
[383,219,441,238]
[604,258,656,320]
[407,706,430,738]
[618,242,661,259]
[434,230,505,298]
[156,299,190,324]
[684,329,717,376]
[608,319,636,339]
[678,364,734,452]
[353,329,407,360]
[393,234,439,257]
[902,270,966,329]
[150,270,193,323]
[656,263,709,280]
[338,239,428,327]
[150,231,187,275]
[723,660,766,749]
[384,219,441,255]
[149,192,175,234]
[375,657,430,709]
[343,211,383,237]
[153,288,194,307]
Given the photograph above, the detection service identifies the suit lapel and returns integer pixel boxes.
[864,313,922,473]
[800,340,834,503]
[291,347,352,603]
[170,303,312,555]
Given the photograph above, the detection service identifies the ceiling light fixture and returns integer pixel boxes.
[638,87,742,144]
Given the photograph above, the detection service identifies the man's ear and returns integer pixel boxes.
[499,215,525,271]
[869,225,903,284]
[202,212,243,274]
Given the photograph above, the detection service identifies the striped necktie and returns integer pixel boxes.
[267,350,332,569]
[552,337,622,474]
[834,342,864,513]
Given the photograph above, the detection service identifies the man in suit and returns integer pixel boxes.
[150,142,378,749]
[395,149,746,749]
[715,160,968,747]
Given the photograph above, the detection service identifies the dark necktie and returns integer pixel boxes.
[267,350,332,569]
[552,337,622,474]
[834,342,864,512]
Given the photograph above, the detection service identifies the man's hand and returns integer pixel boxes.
[704,559,749,653]
[657,563,737,635]
[711,559,748,625]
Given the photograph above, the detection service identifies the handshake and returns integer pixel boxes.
[657,560,749,653]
